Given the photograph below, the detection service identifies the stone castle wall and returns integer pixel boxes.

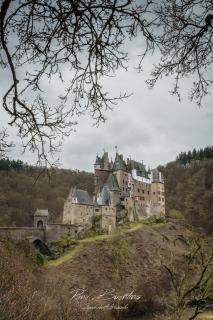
[0,224,83,243]
[94,169,110,195]
[45,223,83,242]
[101,206,116,233]
[0,227,45,242]
[63,201,94,227]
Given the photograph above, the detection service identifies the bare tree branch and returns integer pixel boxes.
[0,0,212,164]
[0,0,155,165]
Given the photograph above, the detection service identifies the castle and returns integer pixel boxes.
[0,150,165,243]
[62,151,165,233]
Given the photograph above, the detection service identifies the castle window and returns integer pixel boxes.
[142,197,145,201]
[138,188,140,193]
[147,191,149,195]
[142,190,145,193]
[153,192,155,195]
[162,197,164,202]
[158,197,161,201]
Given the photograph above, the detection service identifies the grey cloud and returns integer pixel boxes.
[0,39,212,171]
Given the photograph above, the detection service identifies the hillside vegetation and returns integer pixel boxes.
[161,159,213,234]
[0,161,94,226]
[0,223,212,320]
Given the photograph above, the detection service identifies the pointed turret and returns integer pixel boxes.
[102,152,110,170]
[113,153,127,171]
[94,154,102,170]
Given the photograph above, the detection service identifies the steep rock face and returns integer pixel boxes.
[42,223,194,318]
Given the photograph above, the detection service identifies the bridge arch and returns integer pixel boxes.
[33,238,52,256]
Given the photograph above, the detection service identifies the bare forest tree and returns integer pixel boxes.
[0,0,212,164]
[0,128,14,157]
[160,239,213,320]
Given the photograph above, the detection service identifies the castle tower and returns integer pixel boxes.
[113,153,129,197]
[150,169,165,216]
[34,209,49,228]
[94,152,111,202]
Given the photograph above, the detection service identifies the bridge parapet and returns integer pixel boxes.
[0,227,45,242]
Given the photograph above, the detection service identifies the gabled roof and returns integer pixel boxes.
[72,189,93,205]
[105,173,120,192]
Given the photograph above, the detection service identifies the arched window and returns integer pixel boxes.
[37,220,44,229]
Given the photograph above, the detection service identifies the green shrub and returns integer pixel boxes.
[77,227,105,240]
[33,252,45,266]
[50,235,78,257]
[143,215,165,226]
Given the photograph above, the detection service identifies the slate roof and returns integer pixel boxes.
[105,173,120,192]
[113,153,126,171]
[34,209,49,216]
[72,189,93,205]
[127,159,149,178]
[95,155,102,166]
[99,185,110,205]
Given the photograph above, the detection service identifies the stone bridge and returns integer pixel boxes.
[0,209,84,243]
[0,227,45,242]
[0,223,84,243]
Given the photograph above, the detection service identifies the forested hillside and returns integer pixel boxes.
[0,153,212,234]
[176,146,213,165]
[0,160,94,227]
[161,159,213,234]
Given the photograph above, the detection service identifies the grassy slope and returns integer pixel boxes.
[46,223,144,267]
[1,222,212,320]
[40,223,196,317]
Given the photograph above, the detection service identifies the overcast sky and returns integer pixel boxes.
[0,40,212,172]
